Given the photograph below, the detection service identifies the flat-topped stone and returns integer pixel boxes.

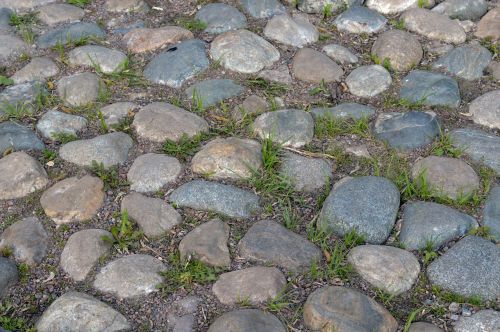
[36,110,87,140]
[469,90,500,129]
[37,22,105,48]
[334,6,387,34]
[433,45,492,80]
[195,3,247,34]
[366,0,419,14]
[431,0,488,21]
[311,103,375,120]
[57,72,100,107]
[0,81,43,115]
[100,102,138,126]
[127,153,182,193]
[0,122,44,154]
[299,0,363,13]
[293,48,344,83]
[450,128,500,173]
[238,0,286,18]
[122,26,193,53]
[454,309,500,332]
[208,309,285,332]
[185,79,244,107]
[475,6,500,41]
[408,322,444,332]
[323,44,358,64]
[0,34,29,66]
[68,45,127,74]
[11,57,59,84]
[371,30,423,71]
[280,152,331,193]
[400,70,460,107]
[346,65,392,97]
[105,0,148,13]
[264,14,318,48]
[37,3,84,25]
[0,0,56,10]
[484,186,500,242]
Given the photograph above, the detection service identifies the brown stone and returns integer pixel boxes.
[371,30,423,71]
[475,6,500,41]
[122,26,193,53]
[293,48,344,83]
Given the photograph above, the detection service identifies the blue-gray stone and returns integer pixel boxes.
[400,70,460,107]
[432,0,488,21]
[427,236,500,301]
[334,6,387,34]
[144,39,209,88]
[373,111,441,150]
[319,176,400,244]
[170,180,261,219]
[484,186,500,243]
[0,7,12,30]
[195,3,247,34]
[0,81,43,114]
[433,45,492,80]
[0,257,18,298]
[400,201,477,250]
[36,22,106,48]
[0,122,44,154]
[112,20,145,35]
[450,128,500,174]
[311,103,375,120]
[239,0,286,18]
[185,79,244,107]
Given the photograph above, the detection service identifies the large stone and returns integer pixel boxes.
[37,3,85,25]
[68,45,127,74]
[431,0,487,21]
[122,26,193,53]
[105,0,148,12]
[0,122,44,154]
[121,192,182,238]
[36,292,130,332]
[322,44,358,64]
[0,257,18,298]
[433,45,492,80]
[346,65,392,97]
[37,22,106,48]
[195,3,247,34]
[132,102,208,142]
[185,79,244,107]
[60,229,112,281]
[100,102,138,126]
[484,186,500,242]
[366,0,419,14]
[469,90,500,129]
[450,128,500,173]
[0,34,29,66]
[253,109,314,148]
[334,6,387,34]
[208,309,285,332]
[11,57,59,84]
[400,70,460,107]
[311,103,375,120]
[127,153,182,193]
[303,286,398,332]
[280,152,331,193]
[371,30,423,71]
[348,245,420,295]
[36,110,87,140]
[210,29,280,74]
[264,14,318,48]
[0,151,48,200]
[179,219,230,267]
[400,201,477,250]
[475,6,500,41]
[59,132,133,168]
[238,219,321,272]
[40,175,105,225]
[0,217,48,265]
[94,254,167,299]
[170,180,260,219]
[454,310,500,332]
[57,72,100,107]
[238,0,286,18]
[0,81,42,114]
[319,176,400,244]
[0,0,55,10]
[427,236,500,300]
[292,48,344,83]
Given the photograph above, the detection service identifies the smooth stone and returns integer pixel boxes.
[144,39,209,88]
[0,34,29,65]
[100,102,138,126]
[411,156,480,199]
[40,175,105,225]
[59,132,133,168]
[195,3,247,34]
[68,45,127,74]
[36,110,87,140]
[400,70,460,107]
[371,30,423,71]
[298,0,363,13]
[0,81,42,114]
[238,0,286,18]
[11,57,59,84]
[232,95,268,120]
[213,267,286,305]
[433,45,492,80]
[0,257,18,298]
[185,79,244,107]
[346,65,392,97]
[170,180,260,219]
[348,245,420,295]
[407,322,444,332]
[105,0,148,12]
[469,90,500,129]
[37,22,106,48]
[208,309,285,332]
[293,47,344,83]
[36,292,130,332]
[132,102,208,142]
[60,229,112,281]
[37,3,85,25]
[238,219,321,272]
[311,103,375,120]
[0,8,12,31]
[0,151,48,200]
[366,0,419,14]
[127,153,182,193]
[280,152,331,193]
[454,310,500,332]
[191,137,262,180]
[484,186,500,242]
[0,122,44,154]
[322,44,358,64]
[487,61,500,81]
[264,14,318,48]
[122,192,182,239]
[0,0,55,10]
[210,29,280,74]
[93,254,167,299]
[258,65,293,85]
[373,111,440,150]
[400,201,477,250]
[122,26,193,53]
[475,6,500,41]
[253,109,314,148]
[401,8,466,44]
[334,6,387,34]
[431,0,487,20]
[319,176,400,244]
[57,72,100,107]
[0,217,48,266]
[179,219,230,267]
[450,128,500,173]
[427,236,500,300]
[303,286,398,332]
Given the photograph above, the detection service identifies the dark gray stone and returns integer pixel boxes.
[400,70,460,107]
[319,176,400,244]
[195,3,246,34]
[238,0,286,18]
[37,22,106,48]
[432,0,488,21]
[484,186,500,243]
[0,257,18,298]
[0,122,44,154]
[311,103,375,120]
[433,45,492,80]
[450,128,500,174]
[208,309,285,332]
[334,6,387,34]
[0,81,43,114]
[185,79,244,108]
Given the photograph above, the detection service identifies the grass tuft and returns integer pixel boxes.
[314,116,370,139]
[163,133,208,161]
[102,210,142,252]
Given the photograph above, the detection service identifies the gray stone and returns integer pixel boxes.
[36,292,130,332]
[258,65,293,85]
[36,110,87,140]
[209,309,285,332]
[475,6,500,41]
[238,0,286,18]
[112,20,145,35]
[484,186,500,243]
[105,0,148,13]
[469,90,499,130]
[122,26,193,54]
[238,219,321,272]
[0,81,43,115]
[0,8,12,31]
[487,61,500,81]
[371,30,423,71]
[170,180,260,219]
[59,132,133,168]
[433,45,492,80]
[427,236,500,300]
[253,109,314,148]
[400,201,477,250]
[298,0,363,14]
[319,176,400,244]
[346,65,392,97]
[11,57,59,84]
[0,122,44,154]
[322,44,358,64]
[68,45,127,74]
[195,3,246,34]
[60,229,112,281]
[373,111,440,150]
[280,152,331,193]
[311,103,375,120]
[37,3,84,25]
[185,79,244,108]
[210,29,280,74]
[57,72,100,107]
[264,14,318,48]
[121,192,182,238]
[232,95,268,120]
[303,286,398,332]
[166,296,200,332]
[407,322,444,332]
[37,22,106,48]
[0,217,48,266]
[334,6,387,34]
[179,219,230,267]
[0,0,56,10]
[400,70,460,107]
[127,153,182,193]
[0,257,18,298]
[454,310,500,332]
[0,34,29,65]
[100,102,138,126]
[431,0,487,21]
[0,151,48,200]
[450,128,500,174]
[94,254,167,299]
[366,0,420,14]
[293,48,344,83]
[144,39,209,88]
